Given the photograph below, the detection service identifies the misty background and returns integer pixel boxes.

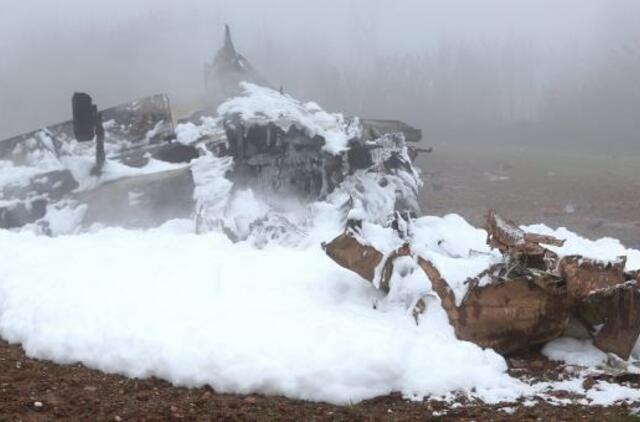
[1,0,639,151]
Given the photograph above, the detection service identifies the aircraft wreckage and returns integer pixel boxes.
[324,210,640,360]
[1,26,638,360]
[0,25,424,234]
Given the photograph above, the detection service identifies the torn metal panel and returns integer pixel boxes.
[322,232,384,283]
[485,209,564,272]
[484,209,528,251]
[0,94,175,165]
[485,209,564,255]
[324,232,571,354]
[418,257,569,354]
[379,244,413,292]
[416,257,459,321]
[593,285,640,360]
[524,232,565,248]
[324,210,640,359]
[560,256,627,301]
[453,277,570,354]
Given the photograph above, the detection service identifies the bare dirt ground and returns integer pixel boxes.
[2,142,640,421]
[2,340,639,421]
[419,142,640,249]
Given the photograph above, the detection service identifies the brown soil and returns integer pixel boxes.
[2,142,640,420]
[1,340,638,421]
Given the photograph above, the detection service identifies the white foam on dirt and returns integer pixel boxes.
[2,215,640,406]
[0,219,527,405]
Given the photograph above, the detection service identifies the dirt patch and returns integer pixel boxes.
[1,340,638,421]
[418,143,640,249]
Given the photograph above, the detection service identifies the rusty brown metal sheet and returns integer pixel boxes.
[454,278,570,354]
[421,257,571,354]
[411,257,571,354]
[322,232,383,283]
[524,232,565,248]
[484,209,529,253]
[416,258,459,320]
[324,233,571,354]
[322,211,640,359]
[324,230,572,355]
[484,210,564,269]
[593,286,640,360]
[379,244,412,292]
[560,256,627,301]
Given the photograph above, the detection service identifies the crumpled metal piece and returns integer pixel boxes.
[485,209,564,272]
[560,255,627,301]
[322,232,384,284]
[324,210,640,359]
[593,285,640,360]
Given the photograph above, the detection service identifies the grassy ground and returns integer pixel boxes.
[418,141,640,248]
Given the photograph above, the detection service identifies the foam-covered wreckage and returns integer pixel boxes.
[184,81,424,238]
[323,209,640,360]
[202,24,271,112]
[0,92,194,232]
[0,27,425,236]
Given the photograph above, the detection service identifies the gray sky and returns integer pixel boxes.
[0,0,636,141]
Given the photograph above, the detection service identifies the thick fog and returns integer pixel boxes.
[1,0,639,150]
